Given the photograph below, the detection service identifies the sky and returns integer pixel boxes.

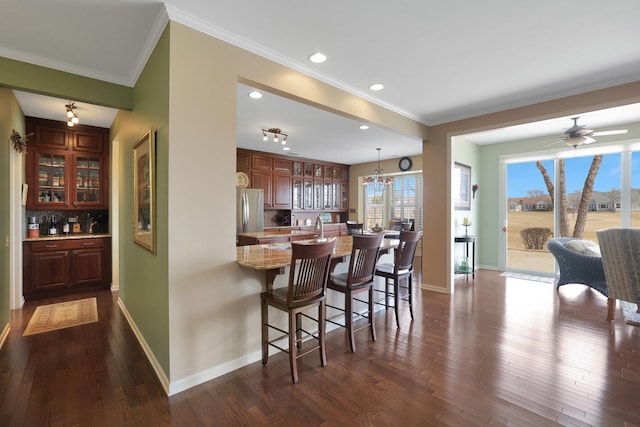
[507,153,640,198]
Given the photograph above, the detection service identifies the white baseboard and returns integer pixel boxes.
[0,323,10,350]
[117,298,170,395]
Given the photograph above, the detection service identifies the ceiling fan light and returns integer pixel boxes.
[71,115,79,124]
[67,120,74,127]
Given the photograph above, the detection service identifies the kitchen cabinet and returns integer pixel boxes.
[237,148,348,212]
[247,153,292,209]
[23,236,112,300]
[25,117,109,210]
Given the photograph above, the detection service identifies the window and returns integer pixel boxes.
[364,173,423,231]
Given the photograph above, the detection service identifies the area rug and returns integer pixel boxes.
[499,272,555,284]
[23,297,98,336]
[620,300,640,326]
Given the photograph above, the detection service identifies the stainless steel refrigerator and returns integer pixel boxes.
[236,188,264,234]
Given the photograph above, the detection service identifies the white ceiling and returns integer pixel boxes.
[4,0,640,163]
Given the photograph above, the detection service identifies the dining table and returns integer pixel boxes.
[236,235,399,292]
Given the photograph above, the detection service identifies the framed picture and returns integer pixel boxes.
[454,162,471,210]
[133,129,156,254]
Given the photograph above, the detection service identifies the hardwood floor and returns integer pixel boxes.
[1,270,639,426]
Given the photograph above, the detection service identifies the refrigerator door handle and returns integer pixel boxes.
[242,193,249,232]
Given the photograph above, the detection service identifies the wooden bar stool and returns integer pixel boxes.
[374,230,422,328]
[260,238,336,383]
[346,222,364,235]
[326,234,383,352]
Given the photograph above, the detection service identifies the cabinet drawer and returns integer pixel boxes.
[29,238,106,252]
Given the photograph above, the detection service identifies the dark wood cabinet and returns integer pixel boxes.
[237,148,348,212]
[26,117,109,210]
[23,237,111,300]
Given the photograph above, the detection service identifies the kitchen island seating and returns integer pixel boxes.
[326,234,384,352]
[346,222,364,235]
[260,238,336,384]
[374,230,422,328]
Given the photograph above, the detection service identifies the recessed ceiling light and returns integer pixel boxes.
[309,52,327,63]
[248,91,262,99]
[369,83,384,91]
[359,125,370,130]
[283,146,290,151]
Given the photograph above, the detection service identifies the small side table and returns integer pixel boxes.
[454,235,476,279]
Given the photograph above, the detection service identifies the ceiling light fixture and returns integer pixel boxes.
[65,102,79,127]
[309,52,327,63]
[248,91,262,99]
[359,125,370,130]
[261,127,288,145]
[369,83,384,91]
[363,148,394,191]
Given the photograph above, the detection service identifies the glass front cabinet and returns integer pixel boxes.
[26,117,109,210]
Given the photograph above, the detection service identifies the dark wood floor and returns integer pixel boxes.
[1,270,639,426]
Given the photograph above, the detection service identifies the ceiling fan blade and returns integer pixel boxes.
[543,138,564,147]
[592,129,628,137]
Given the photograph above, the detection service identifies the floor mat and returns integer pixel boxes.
[23,297,98,336]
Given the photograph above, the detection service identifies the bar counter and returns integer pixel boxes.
[236,235,398,291]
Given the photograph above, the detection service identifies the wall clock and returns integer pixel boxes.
[399,156,413,171]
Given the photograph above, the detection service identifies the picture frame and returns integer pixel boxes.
[454,162,471,210]
[133,129,156,254]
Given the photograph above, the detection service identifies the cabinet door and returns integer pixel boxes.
[74,154,106,207]
[323,181,332,209]
[34,151,68,207]
[332,182,341,210]
[72,247,106,286]
[272,173,292,208]
[314,181,323,210]
[341,183,349,210]
[303,180,313,209]
[252,171,272,207]
[33,122,69,149]
[72,129,105,153]
[31,250,71,291]
[292,179,303,210]
[292,161,303,176]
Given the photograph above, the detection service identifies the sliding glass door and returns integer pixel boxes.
[505,152,622,274]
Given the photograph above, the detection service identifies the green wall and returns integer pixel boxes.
[111,26,171,376]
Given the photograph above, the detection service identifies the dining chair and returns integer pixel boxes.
[374,230,422,328]
[596,228,640,322]
[326,234,383,352]
[260,238,336,383]
[346,222,364,235]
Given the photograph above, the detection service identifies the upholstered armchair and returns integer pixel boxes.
[596,228,640,321]
[547,237,608,297]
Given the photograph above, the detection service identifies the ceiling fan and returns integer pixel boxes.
[548,117,628,148]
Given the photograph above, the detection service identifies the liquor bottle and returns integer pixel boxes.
[49,215,58,235]
[63,218,70,235]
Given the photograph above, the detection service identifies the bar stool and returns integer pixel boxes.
[346,222,364,235]
[260,238,336,383]
[326,234,383,352]
[374,230,421,328]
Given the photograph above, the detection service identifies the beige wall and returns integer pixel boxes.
[160,22,430,394]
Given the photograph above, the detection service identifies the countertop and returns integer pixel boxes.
[238,230,318,238]
[24,233,111,242]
